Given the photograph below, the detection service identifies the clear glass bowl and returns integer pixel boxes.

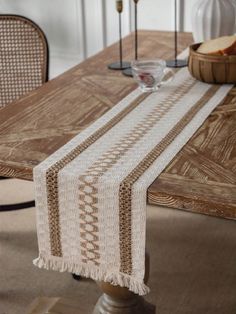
[131,59,174,92]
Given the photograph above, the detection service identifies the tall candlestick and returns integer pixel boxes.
[166,0,188,68]
[108,0,130,70]
[123,0,139,77]
[134,0,139,60]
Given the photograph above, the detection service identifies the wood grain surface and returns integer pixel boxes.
[148,88,236,219]
[0,30,235,219]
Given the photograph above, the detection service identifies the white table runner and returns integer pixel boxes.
[33,67,232,295]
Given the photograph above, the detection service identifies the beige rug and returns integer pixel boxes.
[0,179,236,314]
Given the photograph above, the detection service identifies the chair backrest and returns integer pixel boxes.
[0,15,49,108]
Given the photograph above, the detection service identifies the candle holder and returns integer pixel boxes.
[123,0,139,77]
[108,1,130,70]
[166,0,188,68]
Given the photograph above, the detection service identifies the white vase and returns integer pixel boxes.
[192,0,236,43]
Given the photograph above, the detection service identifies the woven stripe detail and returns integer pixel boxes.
[46,93,149,256]
[118,85,220,275]
[77,77,196,266]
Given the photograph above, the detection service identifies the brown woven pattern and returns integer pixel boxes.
[46,93,149,257]
[77,78,196,268]
[118,85,220,275]
[0,15,48,108]
[79,175,100,266]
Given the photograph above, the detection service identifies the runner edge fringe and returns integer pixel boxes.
[33,254,150,296]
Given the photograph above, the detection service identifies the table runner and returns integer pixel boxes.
[33,67,232,296]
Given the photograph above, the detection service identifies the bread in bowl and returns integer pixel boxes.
[197,35,236,56]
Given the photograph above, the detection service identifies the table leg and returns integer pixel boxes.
[93,284,155,314]
[93,253,155,314]
[27,253,155,314]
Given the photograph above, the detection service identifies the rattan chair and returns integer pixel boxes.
[0,15,49,211]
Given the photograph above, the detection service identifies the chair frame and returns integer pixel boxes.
[0,14,49,211]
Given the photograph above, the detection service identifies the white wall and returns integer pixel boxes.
[136,0,174,31]
[0,0,197,78]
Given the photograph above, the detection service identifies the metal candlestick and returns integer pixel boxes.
[166,0,188,68]
[134,0,138,60]
[108,0,130,70]
[123,0,139,77]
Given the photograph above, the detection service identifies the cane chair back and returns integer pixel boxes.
[0,15,48,211]
[0,15,49,108]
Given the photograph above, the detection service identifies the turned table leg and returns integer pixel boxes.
[93,253,156,314]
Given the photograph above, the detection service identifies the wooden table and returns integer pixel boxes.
[0,30,235,220]
[1,30,236,312]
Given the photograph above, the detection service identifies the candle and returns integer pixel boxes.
[116,0,123,13]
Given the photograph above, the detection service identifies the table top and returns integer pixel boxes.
[148,88,236,220]
[0,30,235,219]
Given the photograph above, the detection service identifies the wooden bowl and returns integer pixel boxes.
[188,43,236,84]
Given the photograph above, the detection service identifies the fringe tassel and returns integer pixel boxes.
[33,254,150,296]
